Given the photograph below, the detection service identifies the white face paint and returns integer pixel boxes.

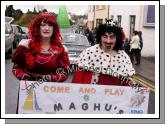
[101,32,116,51]
[40,21,53,39]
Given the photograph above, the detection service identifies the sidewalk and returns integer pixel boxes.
[133,56,155,84]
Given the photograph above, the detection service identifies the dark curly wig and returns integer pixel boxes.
[26,12,63,68]
[96,24,123,51]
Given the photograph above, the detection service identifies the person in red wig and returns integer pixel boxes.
[12,12,70,82]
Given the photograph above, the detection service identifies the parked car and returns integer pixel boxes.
[5,16,14,24]
[21,26,29,38]
[60,28,75,34]
[5,23,14,54]
[11,24,28,48]
[61,33,91,64]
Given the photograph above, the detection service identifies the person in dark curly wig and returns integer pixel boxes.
[12,12,70,82]
[72,23,135,86]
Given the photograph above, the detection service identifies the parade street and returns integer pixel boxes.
[5,54,155,114]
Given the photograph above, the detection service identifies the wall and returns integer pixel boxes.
[109,5,155,57]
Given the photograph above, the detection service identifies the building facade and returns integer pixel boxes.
[87,5,109,30]
[87,5,155,56]
[109,5,155,57]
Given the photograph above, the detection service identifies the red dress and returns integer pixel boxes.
[72,44,135,86]
[12,39,70,82]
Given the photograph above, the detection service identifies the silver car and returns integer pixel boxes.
[61,33,90,64]
[21,26,29,39]
[11,24,29,48]
[5,23,14,54]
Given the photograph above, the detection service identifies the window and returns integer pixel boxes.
[96,19,103,27]
[117,15,122,27]
[143,5,155,27]
[129,15,136,39]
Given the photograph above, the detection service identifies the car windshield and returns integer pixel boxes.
[60,28,74,34]
[62,34,89,46]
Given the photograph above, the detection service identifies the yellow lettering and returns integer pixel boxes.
[50,86,56,92]
[44,85,49,92]
[104,88,124,96]
[65,87,70,93]
[43,85,70,93]
[79,87,96,94]
[120,89,124,95]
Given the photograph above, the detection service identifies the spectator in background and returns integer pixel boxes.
[121,27,126,42]
[130,31,141,65]
[123,38,130,56]
[138,30,143,51]
[138,31,143,64]
[92,27,97,45]
[84,27,94,46]
[138,31,143,50]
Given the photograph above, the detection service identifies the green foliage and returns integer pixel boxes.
[18,13,36,27]
[5,6,50,27]
[5,5,23,23]
[33,7,37,14]
[5,5,14,17]
[13,9,23,21]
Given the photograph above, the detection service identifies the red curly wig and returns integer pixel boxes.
[26,12,63,68]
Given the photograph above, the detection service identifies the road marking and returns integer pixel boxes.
[133,75,155,88]
[132,75,155,92]
[133,76,155,89]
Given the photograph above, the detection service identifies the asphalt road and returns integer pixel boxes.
[5,56,155,114]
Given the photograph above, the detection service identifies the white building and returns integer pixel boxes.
[87,5,109,29]
[109,5,155,57]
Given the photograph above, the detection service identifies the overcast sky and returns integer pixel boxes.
[13,5,88,15]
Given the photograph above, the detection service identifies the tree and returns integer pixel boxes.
[5,5,15,17]
[13,9,23,21]
[18,13,37,27]
[33,7,37,14]
[27,9,33,14]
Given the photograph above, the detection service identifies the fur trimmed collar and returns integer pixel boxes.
[76,44,135,77]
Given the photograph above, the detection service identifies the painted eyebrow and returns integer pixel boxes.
[102,33,115,37]
[102,34,107,36]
